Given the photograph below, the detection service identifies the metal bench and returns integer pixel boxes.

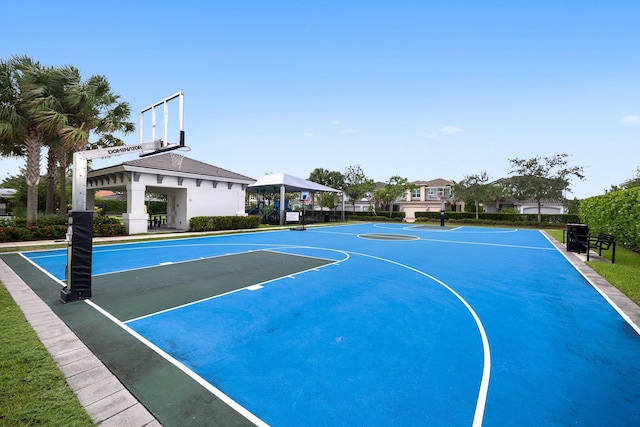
[586,233,616,263]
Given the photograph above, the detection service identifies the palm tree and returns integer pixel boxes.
[55,68,134,215]
[0,56,68,225]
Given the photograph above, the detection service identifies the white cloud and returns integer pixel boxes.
[339,129,356,135]
[303,132,314,138]
[440,126,462,135]
[619,115,640,124]
[330,119,340,125]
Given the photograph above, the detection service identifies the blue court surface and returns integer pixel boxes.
[21,223,640,426]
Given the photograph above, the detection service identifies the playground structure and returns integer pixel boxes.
[246,173,344,226]
[247,200,293,224]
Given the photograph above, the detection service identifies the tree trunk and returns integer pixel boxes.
[25,129,42,226]
[59,164,68,216]
[58,148,69,216]
[45,148,57,215]
[537,198,542,223]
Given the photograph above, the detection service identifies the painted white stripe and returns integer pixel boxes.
[541,230,640,336]
[348,250,491,427]
[19,252,67,287]
[124,252,345,323]
[84,299,269,427]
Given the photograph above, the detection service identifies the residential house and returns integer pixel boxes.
[397,178,458,222]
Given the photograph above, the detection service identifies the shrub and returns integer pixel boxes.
[37,215,69,226]
[414,211,579,224]
[346,211,406,220]
[28,225,67,240]
[0,215,128,242]
[0,226,34,242]
[580,187,640,251]
[189,215,261,232]
[93,216,127,237]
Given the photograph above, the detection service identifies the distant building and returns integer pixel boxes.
[483,199,566,215]
[484,178,567,214]
[0,188,17,198]
[0,188,16,216]
[398,179,458,222]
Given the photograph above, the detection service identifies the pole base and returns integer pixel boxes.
[60,288,92,303]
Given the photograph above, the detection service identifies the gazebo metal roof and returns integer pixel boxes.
[247,173,341,193]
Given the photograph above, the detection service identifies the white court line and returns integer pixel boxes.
[541,230,640,336]
[20,235,488,425]
[372,223,518,234]
[19,252,67,287]
[310,228,554,251]
[121,243,489,425]
[124,249,348,323]
[345,250,491,427]
[90,244,322,277]
[84,299,269,427]
[417,237,555,251]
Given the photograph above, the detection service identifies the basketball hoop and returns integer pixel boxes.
[138,92,187,158]
[169,152,184,169]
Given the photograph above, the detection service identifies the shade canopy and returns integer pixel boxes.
[247,173,341,194]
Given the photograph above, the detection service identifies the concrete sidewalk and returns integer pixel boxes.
[0,258,161,426]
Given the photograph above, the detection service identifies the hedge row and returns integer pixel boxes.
[0,216,127,242]
[0,225,68,242]
[189,215,262,232]
[415,212,580,224]
[95,199,167,215]
[579,187,640,251]
[346,211,406,220]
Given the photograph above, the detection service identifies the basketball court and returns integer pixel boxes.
[2,223,640,426]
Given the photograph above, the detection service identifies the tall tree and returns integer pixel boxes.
[374,176,416,217]
[452,172,491,219]
[0,56,67,225]
[308,168,331,212]
[44,140,58,214]
[343,165,375,212]
[508,154,585,222]
[55,68,134,215]
[309,168,344,211]
[325,170,345,211]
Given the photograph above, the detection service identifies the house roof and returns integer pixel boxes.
[247,173,341,193]
[412,178,452,187]
[88,153,254,183]
[0,188,17,198]
[122,153,254,181]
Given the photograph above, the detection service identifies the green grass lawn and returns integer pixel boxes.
[546,229,640,305]
[0,284,94,426]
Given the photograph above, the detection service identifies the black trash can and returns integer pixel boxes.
[566,223,589,253]
[324,214,330,222]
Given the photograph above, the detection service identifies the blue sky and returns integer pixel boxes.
[2,1,639,199]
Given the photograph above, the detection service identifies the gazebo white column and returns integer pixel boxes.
[122,180,148,234]
[86,190,96,214]
[279,184,286,225]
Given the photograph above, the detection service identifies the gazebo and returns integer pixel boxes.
[247,173,344,225]
[85,153,254,234]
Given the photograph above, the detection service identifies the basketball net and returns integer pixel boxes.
[169,152,184,169]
